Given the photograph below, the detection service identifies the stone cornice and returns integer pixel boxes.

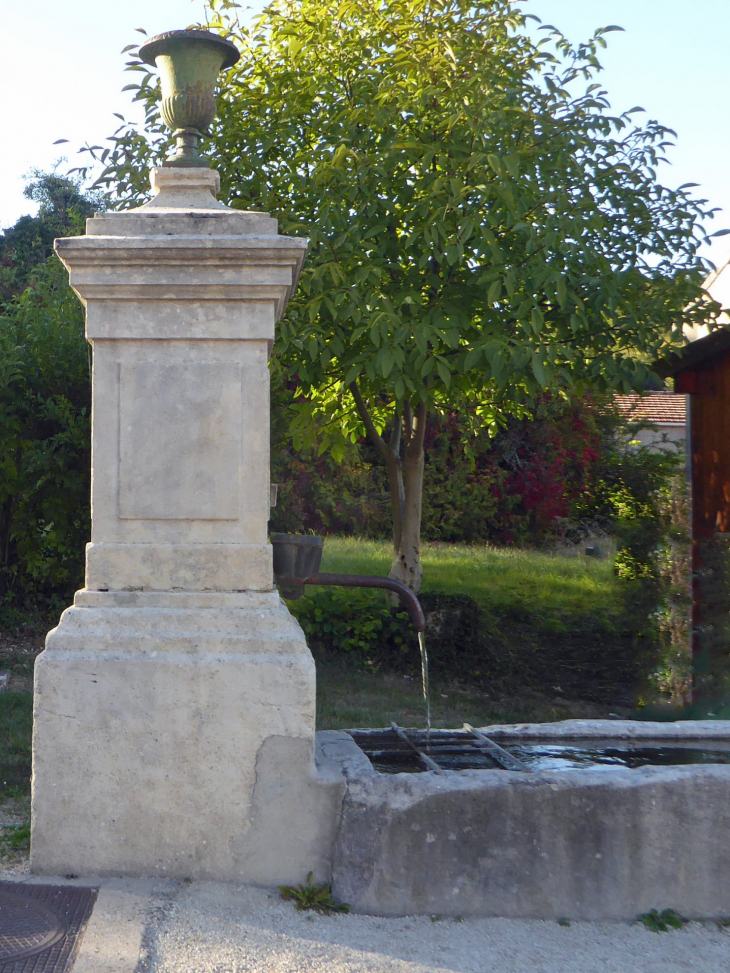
[55,234,308,318]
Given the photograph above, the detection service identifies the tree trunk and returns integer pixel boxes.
[350,382,426,593]
[388,401,425,592]
[0,497,11,567]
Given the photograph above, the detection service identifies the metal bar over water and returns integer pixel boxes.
[463,723,529,772]
[390,722,442,774]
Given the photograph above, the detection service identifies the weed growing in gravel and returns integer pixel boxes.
[557,917,571,927]
[0,799,31,864]
[279,873,350,915]
[1,822,30,851]
[638,909,686,932]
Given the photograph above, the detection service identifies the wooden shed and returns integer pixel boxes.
[658,260,730,698]
[665,328,730,538]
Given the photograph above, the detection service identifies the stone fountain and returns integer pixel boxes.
[29,29,730,921]
[31,29,343,884]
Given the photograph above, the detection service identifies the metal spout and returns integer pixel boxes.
[304,573,426,634]
[270,532,426,633]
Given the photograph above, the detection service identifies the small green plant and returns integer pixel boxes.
[289,588,411,660]
[638,909,686,932]
[279,872,350,915]
[557,917,571,927]
[1,822,30,852]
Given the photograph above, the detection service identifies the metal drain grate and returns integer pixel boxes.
[0,883,97,973]
[0,894,65,963]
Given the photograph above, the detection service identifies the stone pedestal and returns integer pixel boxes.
[31,169,343,881]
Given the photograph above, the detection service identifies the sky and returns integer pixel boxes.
[3,0,730,265]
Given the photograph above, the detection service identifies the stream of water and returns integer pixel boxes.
[418,631,432,738]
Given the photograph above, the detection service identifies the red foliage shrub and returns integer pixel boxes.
[270,393,613,544]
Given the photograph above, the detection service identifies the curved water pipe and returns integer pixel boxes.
[270,533,426,634]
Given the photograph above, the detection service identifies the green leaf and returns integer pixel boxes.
[556,275,567,307]
[345,364,361,385]
[504,154,520,178]
[436,361,451,387]
[531,354,549,387]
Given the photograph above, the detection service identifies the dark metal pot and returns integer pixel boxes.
[270,533,324,600]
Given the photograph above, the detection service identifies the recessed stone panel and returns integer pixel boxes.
[119,361,241,520]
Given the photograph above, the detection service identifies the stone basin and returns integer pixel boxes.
[316,720,730,920]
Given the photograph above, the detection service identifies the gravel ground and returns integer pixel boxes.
[140,881,730,973]
[0,797,30,875]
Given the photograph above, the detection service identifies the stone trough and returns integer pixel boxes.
[316,720,730,920]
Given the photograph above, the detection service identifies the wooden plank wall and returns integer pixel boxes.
[690,350,730,536]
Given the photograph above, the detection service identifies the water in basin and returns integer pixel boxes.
[347,728,730,774]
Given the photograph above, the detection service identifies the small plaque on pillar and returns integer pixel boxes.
[119,361,241,521]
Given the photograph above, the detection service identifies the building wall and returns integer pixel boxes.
[688,350,730,536]
[631,424,685,452]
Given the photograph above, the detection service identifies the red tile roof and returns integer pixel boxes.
[614,393,686,425]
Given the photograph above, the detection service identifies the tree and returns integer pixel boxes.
[81,0,720,592]
[0,174,95,621]
[0,172,100,303]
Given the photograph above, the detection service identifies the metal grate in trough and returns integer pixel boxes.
[349,724,528,774]
[0,883,97,973]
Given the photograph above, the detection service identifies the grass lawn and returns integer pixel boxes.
[0,691,32,864]
[317,536,619,618]
[316,658,626,730]
[0,692,33,799]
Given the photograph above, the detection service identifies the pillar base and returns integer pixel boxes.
[31,590,343,884]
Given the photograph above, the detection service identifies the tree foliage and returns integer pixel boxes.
[78,0,720,589]
[0,173,99,303]
[0,177,94,624]
[272,392,612,544]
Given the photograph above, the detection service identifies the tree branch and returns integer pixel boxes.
[410,400,427,456]
[402,400,413,449]
[349,379,394,467]
[389,407,402,459]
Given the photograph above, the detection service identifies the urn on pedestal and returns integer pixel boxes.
[30,28,343,887]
